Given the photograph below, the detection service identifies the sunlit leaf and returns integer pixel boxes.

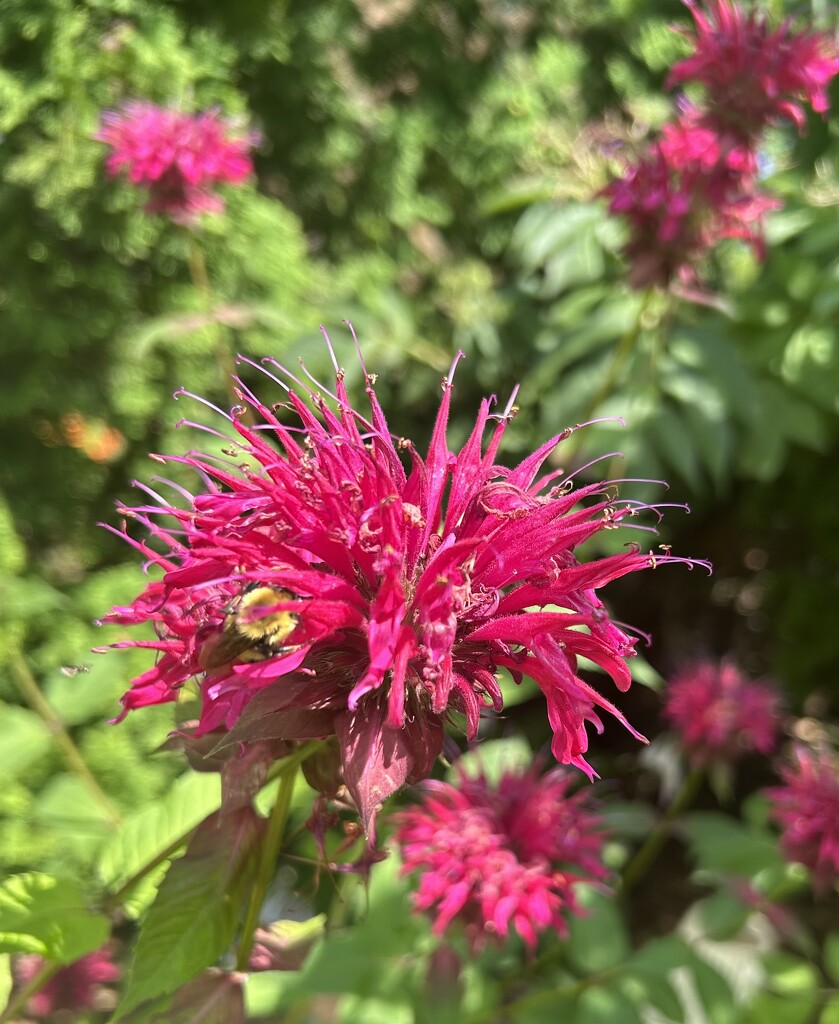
[0,873,108,962]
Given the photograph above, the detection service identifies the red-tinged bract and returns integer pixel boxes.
[100,341,704,832]
[768,746,839,892]
[668,0,839,139]
[15,949,119,1018]
[662,659,781,766]
[96,102,255,223]
[395,764,608,949]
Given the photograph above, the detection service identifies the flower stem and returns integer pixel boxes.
[0,959,59,1024]
[236,765,297,971]
[9,650,121,827]
[185,238,239,403]
[620,767,704,893]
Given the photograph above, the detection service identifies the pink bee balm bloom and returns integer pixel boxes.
[605,117,778,288]
[395,764,608,949]
[96,101,255,223]
[768,746,839,892]
[668,0,839,138]
[15,949,119,1017]
[662,659,781,766]
[99,336,705,832]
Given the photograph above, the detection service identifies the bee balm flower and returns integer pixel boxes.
[96,102,255,223]
[396,764,608,949]
[768,746,839,892]
[99,337,705,832]
[662,659,781,766]
[669,0,839,139]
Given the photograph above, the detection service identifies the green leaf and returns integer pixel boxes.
[741,991,817,1024]
[824,934,839,986]
[98,770,221,891]
[338,995,413,1024]
[682,812,783,877]
[821,995,839,1024]
[0,953,11,1013]
[762,952,818,996]
[567,886,630,974]
[452,736,533,786]
[0,705,51,778]
[695,891,750,941]
[114,808,264,1019]
[0,873,109,962]
[577,985,642,1024]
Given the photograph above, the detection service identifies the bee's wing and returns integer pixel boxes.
[198,627,255,671]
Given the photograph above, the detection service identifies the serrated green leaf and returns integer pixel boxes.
[115,809,264,1018]
[0,873,109,962]
[567,886,630,974]
[98,770,221,891]
[0,705,51,778]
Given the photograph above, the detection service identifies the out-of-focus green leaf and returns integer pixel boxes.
[821,995,839,1024]
[115,809,263,1018]
[0,705,51,778]
[567,886,630,974]
[0,873,109,962]
[682,812,783,877]
[824,934,839,986]
[762,953,819,996]
[0,953,12,1013]
[338,995,413,1024]
[694,892,750,941]
[741,992,817,1024]
[98,770,220,892]
[577,985,642,1024]
[452,736,533,786]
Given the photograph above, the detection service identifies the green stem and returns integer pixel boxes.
[236,766,297,970]
[620,767,704,894]
[0,959,60,1024]
[185,238,238,403]
[10,650,121,827]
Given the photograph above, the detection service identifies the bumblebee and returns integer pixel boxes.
[199,584,301,671]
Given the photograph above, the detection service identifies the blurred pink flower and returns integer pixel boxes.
[15,949,119,1018]
[96,101,255,222]
[605,117,778,288]
[669,0,839,138]
[662,659,781,766]
[99,339,706,833]
[768,746,839,892]
[395,764,608,949]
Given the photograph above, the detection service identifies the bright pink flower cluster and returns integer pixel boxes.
[662,659,781,766]
[15,949,119,1018]
[669,0,839,139]
[767,746,839,892]
[100,339,704,832]
[396,764,608,949]
[605,0,839,288]
[96,102,255,223]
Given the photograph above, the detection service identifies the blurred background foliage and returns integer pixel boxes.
[0,0,838,1018]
